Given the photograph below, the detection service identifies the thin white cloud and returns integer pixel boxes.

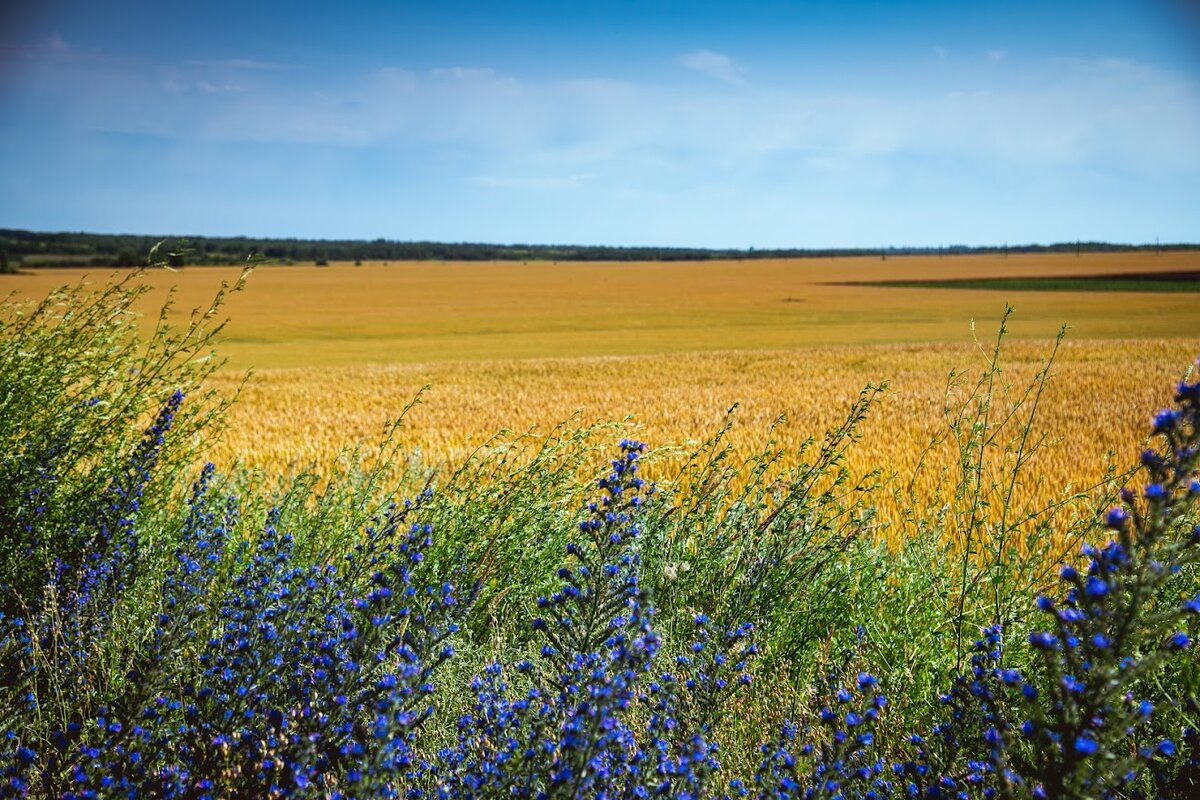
[987,50,1007,63]
[44,34,71,54]
[678,50,745,84]
[196,80,243,94]
[428,66,521,97]
[472,173,593,189]
[431,67,497,80]
[371,67,418,91]
[556,77,637,96]
[16,43,1199,196]
[187,58,302,71]
[0,34,73,66]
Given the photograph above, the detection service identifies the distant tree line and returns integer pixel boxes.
[1,228,1195,269]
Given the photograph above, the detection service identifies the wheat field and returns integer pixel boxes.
[4,252,1198,544]
[6,251,1196,368]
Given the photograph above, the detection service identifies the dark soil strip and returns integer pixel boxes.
[832,271,1200,292]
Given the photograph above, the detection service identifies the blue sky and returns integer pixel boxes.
[1,0,1198,247]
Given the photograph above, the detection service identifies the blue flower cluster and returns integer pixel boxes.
[752,670,889,799]
[895,626,1023,798]
[1,394,466,798]
[426,440,760,798]
[1,361,1198,799]
[1006,369,1200,797]
[891,365,1200,799]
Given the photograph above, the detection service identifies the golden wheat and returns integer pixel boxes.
[201,338,1196,547]
[4,254,1197,548]
[4,252,1197,369]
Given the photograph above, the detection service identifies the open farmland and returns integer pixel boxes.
[3,251,1198,545]
[6,251,1198,367]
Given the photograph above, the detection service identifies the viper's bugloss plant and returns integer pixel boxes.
[895,361,1200,799]
[1010,366,1200,798]
[0,391,469,798]
[751,669,890,800]
[425,440,759,798]
[893,626,1023,798]
[0,269,247,614]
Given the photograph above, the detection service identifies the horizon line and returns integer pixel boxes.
[4,227,1198,254]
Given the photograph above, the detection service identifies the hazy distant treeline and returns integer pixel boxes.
[1,227,1194,269]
